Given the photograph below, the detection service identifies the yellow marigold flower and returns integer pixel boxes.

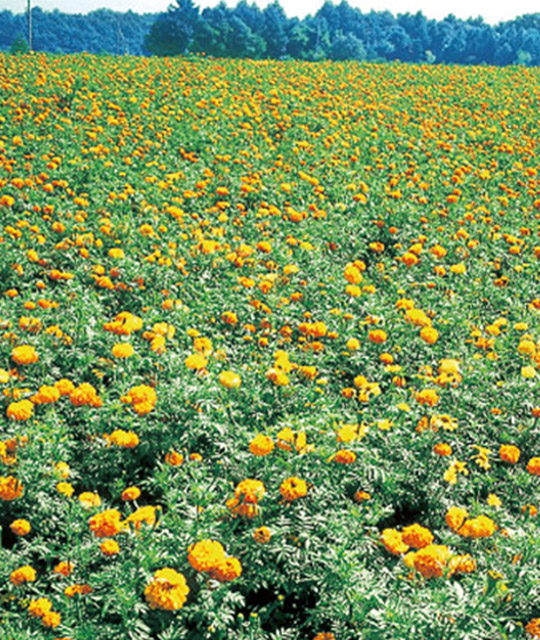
[253,526,271,543]
[218,370,241,389]
[57,482,74,497]
[121,486,141,501]
[10,518,31,536]
[78,492,101,509]
[0,475,24,500]
[188,539,226,572]
[280,476,308,501]
[346,337,360,351]
[28,597,52,618]
[108,429,139,448]
[100,539,120,556]
[445,506,469,532]
[111,343,134,358]
[405,308,432,327]
[209,556,242,582]
[10,565,36,585]
[402,524,434,549]
[413,544,451,578]
[108,248,125,259]
[7,399,34,421]
[249,434,274,456]
[11,345,39,365]
[522,365,537,379]
[124,505,158,531]
[144,568,189,611]
[448,554,477,576]
[54,461,70,478]
[89,509,123,538]
[381,528,409,555]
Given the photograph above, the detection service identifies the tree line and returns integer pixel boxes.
[3,0,540,65]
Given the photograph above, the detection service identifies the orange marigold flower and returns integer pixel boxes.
[70,383,103,408]
[89,509,123,538]
[420,327,439,345]
[144,568,189,611]
[55,378,75,396]
[165,450,184,466]
[416,389,439,407]
[253,526,271,544]
[41,610,61,628]
[313,634,336,640]
[458,515,496,538]
[402,524,434,549]
[0,475,23,500]
[413,544,451,578]
[433,443,452,456]
[121,486,141,501]
[331,449,357,464]
[53,561,74,577]
[526,619,540,638]
[499,444,520,464]
[279,476,308,502]
[527,457,540,476]
[368,329,387,344]
[209,556,242,582]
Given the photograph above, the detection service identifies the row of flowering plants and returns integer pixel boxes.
[0,52,539,639]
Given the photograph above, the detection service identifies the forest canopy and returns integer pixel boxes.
[3,0,540,65]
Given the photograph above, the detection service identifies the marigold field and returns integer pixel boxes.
[0,53,540,640]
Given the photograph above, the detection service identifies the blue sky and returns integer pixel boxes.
[3,0,540,23]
